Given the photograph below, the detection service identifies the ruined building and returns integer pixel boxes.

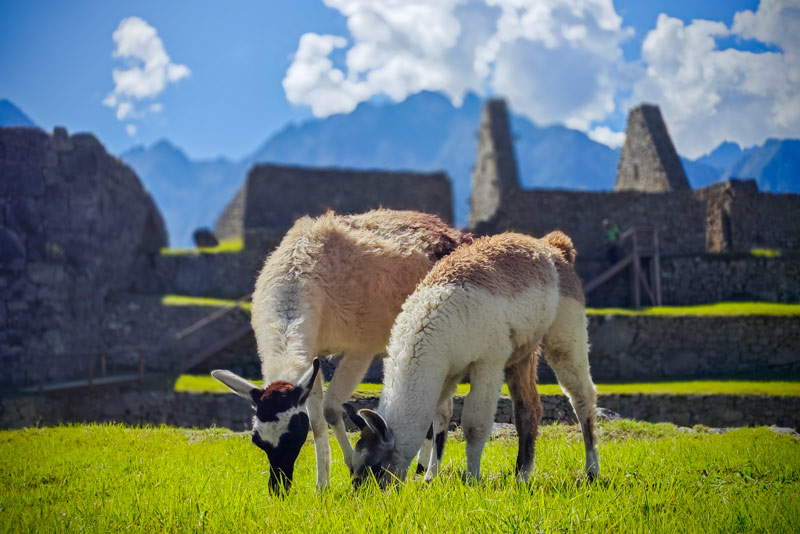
[1,127,167,387]
[216,164,453,249]
[615,104,690,192]
[469,99,800,306]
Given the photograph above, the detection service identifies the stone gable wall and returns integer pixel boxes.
[0,126,167,388]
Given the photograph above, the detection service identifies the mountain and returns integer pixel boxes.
[121,140,244,247]
[722,139,800,192]
[0,99,36,128]
[120,92,799,246]
[682,157,723,189]
[695,141,752,171]
[248,91,619,227]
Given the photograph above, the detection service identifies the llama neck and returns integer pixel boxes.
[378,347,445,465]
[254,281,319,384]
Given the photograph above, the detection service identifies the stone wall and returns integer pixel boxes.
[479,189,707,259]
[132,248,268,299]
[217,164,454,248]
[2,387,797,431]
[582,314,799,381]
[1,127,167,388]
[614,104,690,192]
[583,253,800,307]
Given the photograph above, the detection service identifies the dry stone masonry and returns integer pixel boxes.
[1,126,166,388]
[615,104,690,192]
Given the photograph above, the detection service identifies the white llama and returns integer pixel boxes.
[346,231,599,486]
[212,209,470,492]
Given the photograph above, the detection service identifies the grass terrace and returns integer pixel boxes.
[159,237,244,256]
[174,375,800,397]
[159,296,800,318]
[586,301,800,316]
[1,422,798,532]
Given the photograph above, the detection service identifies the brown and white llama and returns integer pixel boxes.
[212,209,470,492]
[346,231,599,486]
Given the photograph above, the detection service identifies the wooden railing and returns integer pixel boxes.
[21,347,146,394]
[175,294,253,373]
[584,226,662,308]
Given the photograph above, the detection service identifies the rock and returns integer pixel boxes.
[193,228,219,248]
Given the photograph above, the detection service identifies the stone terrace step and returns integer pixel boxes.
[2,389,797,431]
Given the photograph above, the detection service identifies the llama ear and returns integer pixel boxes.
[211,370,262,406]
[343,403,366,430]
[359,409,394,448]
[295,358,320,405]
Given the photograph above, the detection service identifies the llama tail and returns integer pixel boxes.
[542,231,576,265]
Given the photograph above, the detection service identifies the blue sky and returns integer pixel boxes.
[2,0,796,160]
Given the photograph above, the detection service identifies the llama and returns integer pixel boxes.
[346,231,599,486]
[212,209,470,492]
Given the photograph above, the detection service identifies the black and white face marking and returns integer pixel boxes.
[211,359,320,494]
[252,409,310,494]
[343,405,397,488]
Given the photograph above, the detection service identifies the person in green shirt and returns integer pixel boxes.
[603,218,620,264]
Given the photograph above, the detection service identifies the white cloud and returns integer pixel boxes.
[588,125,625,148]
[283,0,633,131]
[125,124,138,136]
[630,0,800,158]
[103,17,189,128]
[283,0,800,157]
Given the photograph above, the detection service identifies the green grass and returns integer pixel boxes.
[160,237,244,256]
[586,301,800,316]
[1,422,798,532]
[751,248,781,258]
[174,376,800,397]
[158,296,800,317]
[161,295,251,311]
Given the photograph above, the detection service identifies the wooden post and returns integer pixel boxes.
[100,352,107,378]
[632,231,641,308]
[653,229,662,306]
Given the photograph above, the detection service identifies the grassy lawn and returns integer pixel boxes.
[160,238,244,256]
[160,295,800,317]
[1,422,797,532]
[586,301,800,316]
[161,295,252,311]
[174,375,800,397]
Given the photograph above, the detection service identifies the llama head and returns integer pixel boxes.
[343,405,402,488]
[211,358,320,494]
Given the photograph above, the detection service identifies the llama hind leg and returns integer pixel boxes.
[505,349,543,482]
[461,363,505,482]
[544,299,599,480]
[307,375,331,491]
[323,353,375,471]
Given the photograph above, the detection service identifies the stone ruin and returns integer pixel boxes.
[615,104,690,193]
[215,163,453,249]
[1,126,166,388]
[469,99,800,306]
[1,100,799,417]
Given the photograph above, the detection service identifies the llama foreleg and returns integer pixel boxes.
[461,363,505,482]
[416,425,434,475]
[425,393,454,482]
[306,374,331,491]
[322,353,375,470]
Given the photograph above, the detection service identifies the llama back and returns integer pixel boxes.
[252,210,468,380]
